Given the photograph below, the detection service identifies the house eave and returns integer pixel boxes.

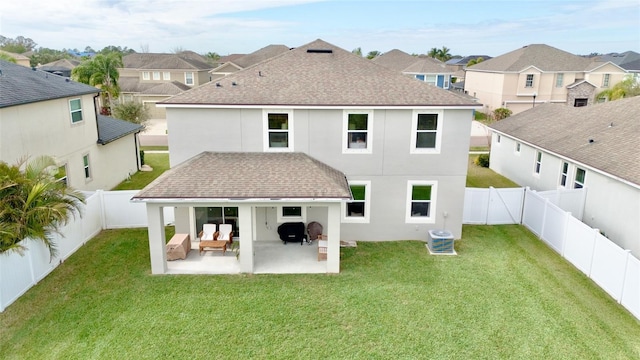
[158,103,482,110]
[131,197,350,203]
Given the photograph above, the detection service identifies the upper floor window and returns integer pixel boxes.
[411,111,441,153]
[163,72,171,80]
[152,71,160,80]
[142,71,150,80]
[82,154,91,180]
[602,74,610,87]
[406,181,437,223]
[574,168,586,189]
[556,73,564,88]
[534,151,542,175]
[344,111,372,153]
[559,162,569,187]
[185,72,194,85]
[525,74,534,88]
[69,98,83,123]
[264,110,293,152]
[343,181,371,223]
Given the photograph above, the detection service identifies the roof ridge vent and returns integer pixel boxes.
[307,49,333,54]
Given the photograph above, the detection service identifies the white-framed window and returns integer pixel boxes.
[263,110,293,152]
[534,151,542,175]
[443,76,450,89]
[276,206,306,223]
[556,73,564,88]
[415,74,425,81]
[163,72,171,80]
[185,72,194,85]
[406,180,437,223]
[152,71,160,80]
[533,151,542,175]
[342,181,371,223]
[525,74,534,88]
[142,71,150,80]
[343,110,373,154]
[574,168,586,189]
[559,162,569,187]
[82,154,91,180]
[411,110,442,153]
[55,164,68,186]
[69,98,83,123]
[602,74,610,87]
[515,142,521,154]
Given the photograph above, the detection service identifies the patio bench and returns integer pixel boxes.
[166,233,191,260]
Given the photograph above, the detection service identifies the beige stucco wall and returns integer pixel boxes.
[464,71,506,112]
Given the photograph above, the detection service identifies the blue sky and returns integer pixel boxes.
[1,0,638,57]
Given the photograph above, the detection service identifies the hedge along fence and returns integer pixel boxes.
[0,190,174,312]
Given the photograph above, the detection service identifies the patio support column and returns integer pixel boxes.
[147,203,167,274]
[327,202,341,273]
[238,205,254,273]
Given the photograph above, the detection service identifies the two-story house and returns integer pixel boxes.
[0,60,142,191]
[488,97,640,257]
[118,51,213,118]
[373,49,454,89]
[132,39,479,274]
[464,44,628,114]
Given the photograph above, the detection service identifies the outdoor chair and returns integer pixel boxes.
[215,223,234,245]
[199,224,217,241]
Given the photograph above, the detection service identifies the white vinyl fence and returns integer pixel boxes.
[0,190,174,312]
[464,186,639,320]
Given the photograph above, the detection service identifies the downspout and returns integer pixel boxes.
[93,92,101,143]
[134,131,142,170]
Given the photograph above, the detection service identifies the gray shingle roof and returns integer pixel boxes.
[97,115,143,145]
[132,152,352,200]
[468,44,597,72]
[0,60,99,108]
[489,97,640,186]
[141,81,192,95]
[37,58,80,71]
[446,55,492,65]
[403,57,453,74]
[372,49,420,71]
[233,44,290,68]
[161,39,478,107]
[123,51,212,70]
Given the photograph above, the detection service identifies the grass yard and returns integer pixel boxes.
[467,154,519,188]
[1,225,638,359]
[112,153,169,190]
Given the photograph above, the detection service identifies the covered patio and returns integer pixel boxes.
[131,152,352,274]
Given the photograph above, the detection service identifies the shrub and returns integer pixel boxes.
[475,153,490,167]
[493,108,512,121]
[113,101,151,128]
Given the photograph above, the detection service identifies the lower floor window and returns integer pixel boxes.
[406,181,437,223]
[82,154,91,180]
[574,168,586,189]
[344,181,371,223]
[195,207,239,237]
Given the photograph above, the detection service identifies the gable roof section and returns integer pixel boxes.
[141,81,192,95]
[468,44,596,73]
[123,52,212,70]
[597,51,640,69]
[132,152,352,201]
[0,60,99,108]
[372,49,420,72]
[161,39,478,107]
[233,44,290,68]
[37,58,81,71]
[97,115,143,145]
[489,97,640,186]
[403,56,453,74]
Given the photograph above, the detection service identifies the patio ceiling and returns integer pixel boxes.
[131,152,352,202]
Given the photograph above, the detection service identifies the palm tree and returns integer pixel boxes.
[596,77,640,101]
[366,50,382,59]
[437,46,452,62]
[352,47,363,57]
[72,52,123,114]
[0,156,85,258]
[427,47,439,58]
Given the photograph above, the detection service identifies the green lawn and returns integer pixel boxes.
[112,153,169,190]
[467,154,519,188]
[1,225,638,359]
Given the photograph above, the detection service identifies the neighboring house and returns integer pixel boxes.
[597,51,640,80]
[445,55,493,71]
[118,51,213,118]
[373,49,454,89]
[0,60,143,191]
[37,58,80,77]
[208,44,290,81]
[0,50,31,67]
[488,97,640,257]
[464,44,628,114]
[133,39,479,274]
